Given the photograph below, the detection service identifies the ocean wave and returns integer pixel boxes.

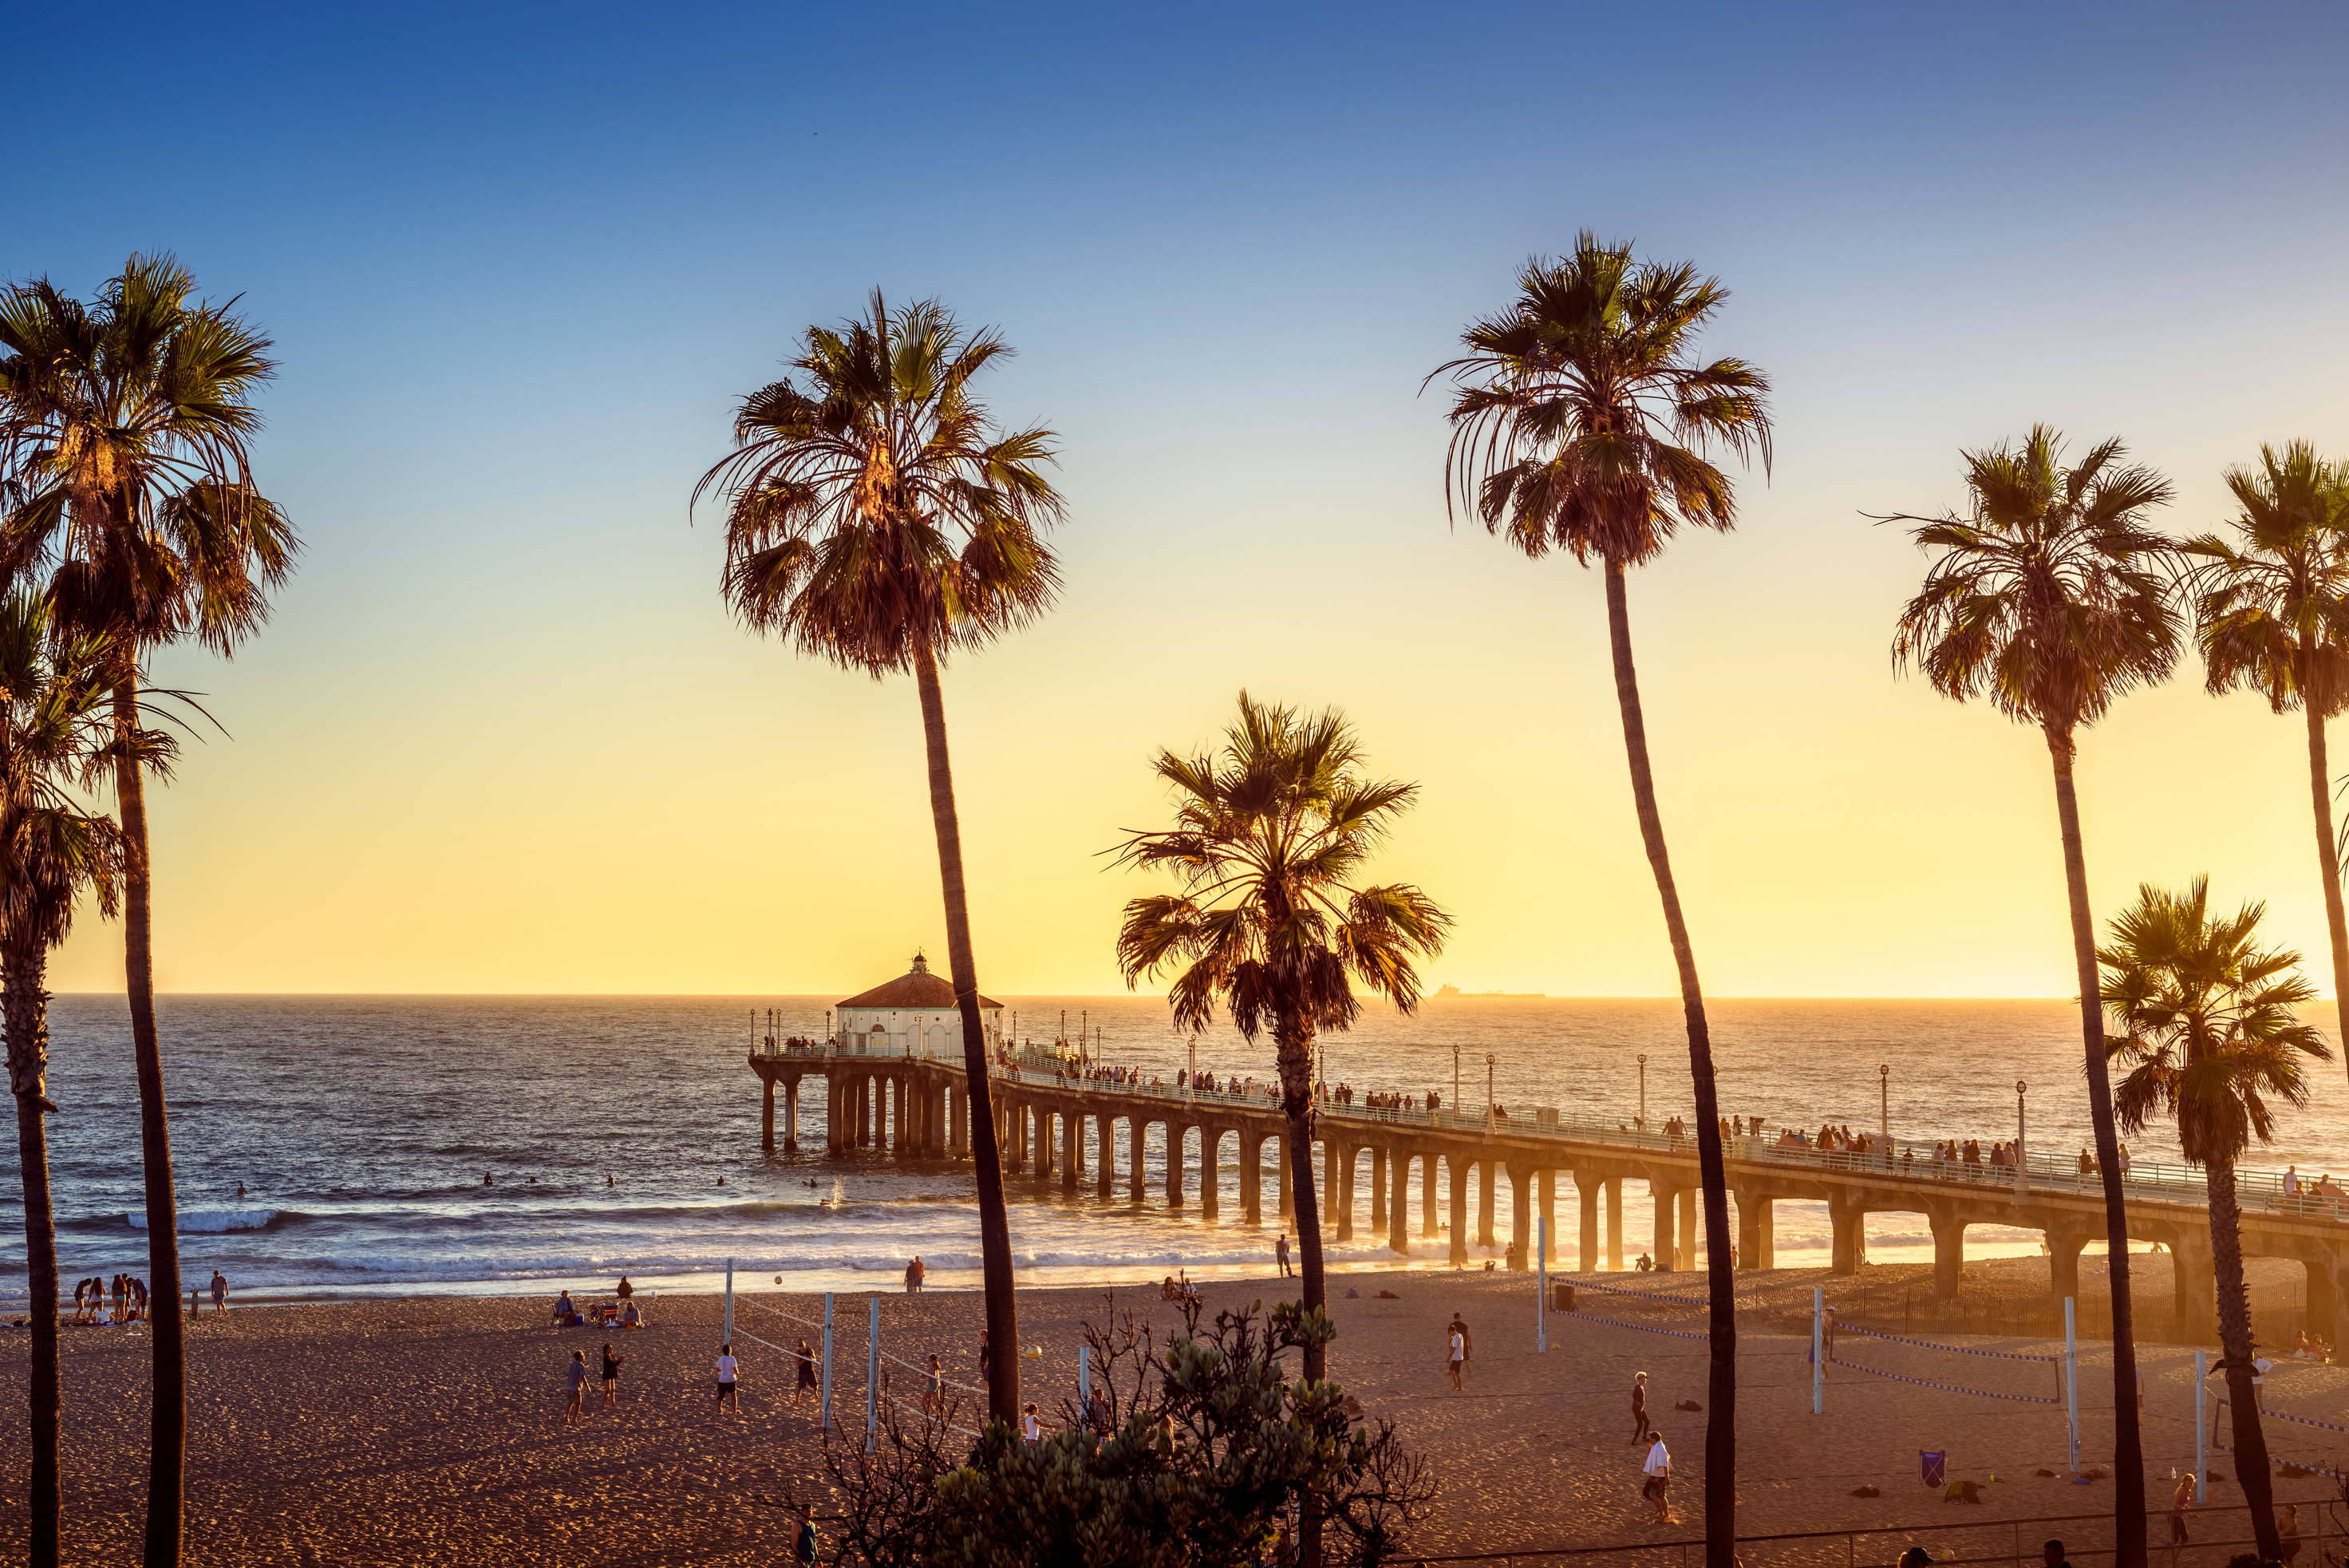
[127,1208,279,1234]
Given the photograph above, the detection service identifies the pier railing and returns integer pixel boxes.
[767,1037,2348,1226]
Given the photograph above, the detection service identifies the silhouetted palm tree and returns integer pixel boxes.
[1433,234,1769,1562]
[0,255,295,1568]
[2103,877,2329,1560]
[1114,693,1447,1568]
[2184,443,2349,1070]
[0,592,123,1568]
[694,291,1060,1427]
[1885,426,2177,1560]
[1113,693,1449,1376]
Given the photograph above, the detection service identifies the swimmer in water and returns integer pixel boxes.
[484,1171,494,1186]
[718,1175,725,1187]
[235,1183,246,1198]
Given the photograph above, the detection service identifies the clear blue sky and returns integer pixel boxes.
[11,3,2349,995]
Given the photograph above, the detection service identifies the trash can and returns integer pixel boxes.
[1552,1282,1575,1312]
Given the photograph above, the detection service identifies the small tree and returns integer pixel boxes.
[2102,877,2330,1562]
[821,1298,1434,1568]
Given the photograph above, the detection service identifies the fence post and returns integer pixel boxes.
[867,1296,881,1453]
[724,1257,734,1351]
[821,1292,835,1432]
[2195,1348,2207,1504]
[2063,1296,2080,1473]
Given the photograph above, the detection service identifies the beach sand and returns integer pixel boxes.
[1,1258,2341,1566]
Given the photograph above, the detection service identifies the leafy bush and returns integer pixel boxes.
[821,1297,1434,1567]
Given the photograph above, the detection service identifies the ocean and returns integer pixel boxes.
[2,993,2344,1306]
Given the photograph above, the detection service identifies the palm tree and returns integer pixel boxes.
[2183,443,2349,1071]
[1112,693,1450,1376]
[2102,877,2330,1560]
[0,592,124,1568]
[0,255,295,1568]
[693,291,1059,1428]
[1432,234,1769,1561]
[1113,694,1448,1568]
[1885,427,2178,1560]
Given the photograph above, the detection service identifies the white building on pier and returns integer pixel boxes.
[833,951,1004,1057]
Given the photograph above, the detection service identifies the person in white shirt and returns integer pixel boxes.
[2253,1355,2273,1412]
[716,1343,740,1412]
[1447,1327,1465,1390]
[1021,1402,1043,1442]
[1642,1431,1673,1522]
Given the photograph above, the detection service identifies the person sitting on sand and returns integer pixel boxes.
[622,1301,642,1329]
[616,1275,633,1300]
[554,1290,575,1326]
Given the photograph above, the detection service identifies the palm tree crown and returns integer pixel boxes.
[2185,440,2349,716]
[0,254,296,650]
[693,290,1062,673]
[1888,426,2178,729]
[1431,231,1771,566]
[1112,693,1451,1067]
[2103,877,2331,1165]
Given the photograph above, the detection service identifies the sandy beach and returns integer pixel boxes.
[2,1258,2342,1566]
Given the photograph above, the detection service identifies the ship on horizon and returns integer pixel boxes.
[1431,984,1546,999]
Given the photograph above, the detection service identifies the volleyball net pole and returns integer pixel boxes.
[821,1293,835,1432]
[867,1296,880,1453]
[2196,1349,2208,1503]
[724,1258,735,1353]
[1812,1288,1824,1416]
[2063,1296,2080,1473]
[1537,1218,1548,1354]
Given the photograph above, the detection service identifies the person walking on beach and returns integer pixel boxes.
[1447,1322,1465,1390]
[926,1353,946,1414]
[1629,1372,1649,1440]
[2167,1474,2195,1562]
[210,1270,228,1314]
[1449,1313,1473,1383]
[563,1349,591,1424]
[1641,1430,1673,1523]
[794,1338,819,1406]
[911,1255,926,1292]
[1276,1234,1293,1278]
[716,1343,740,1413]
[600,1342,626,1406]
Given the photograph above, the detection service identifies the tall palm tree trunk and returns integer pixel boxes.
[6,942,62,1568]
[2206,1158,2280,1557]
[910,643,1021,1428]
[1604,561,1734,1562]
[2302,690,2349,1072]
[113,672,185,1568]
[1274,1019,1328,1379]
[2043,724,2145,1561]
[1275,1016,1327,1568]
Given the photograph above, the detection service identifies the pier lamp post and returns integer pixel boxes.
[826,1009,833,1053]
[1451,1044,1461,1123]
[1486,1053,1496,1128]
[1187,1034,1198,1101]
[2014,1080,2028,1203]
[1637,1053,1648,1128]
[1878,1063,1890,1168]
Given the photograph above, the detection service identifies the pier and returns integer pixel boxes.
[748,1039,2349,1344]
